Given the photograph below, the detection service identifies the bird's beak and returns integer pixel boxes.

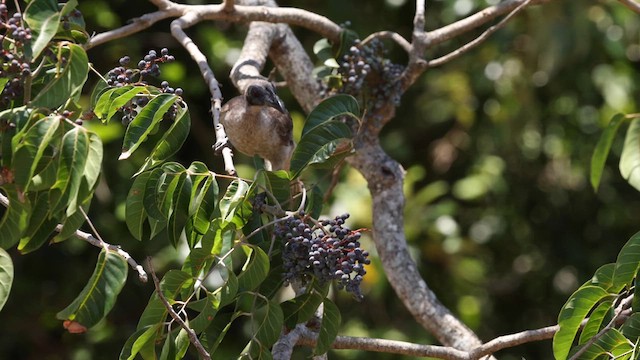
[268,96,287,114]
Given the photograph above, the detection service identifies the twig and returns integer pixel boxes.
[148,260,212,360]
[361,31,412,54]
[0,192,148,282]
[427,0,532,68]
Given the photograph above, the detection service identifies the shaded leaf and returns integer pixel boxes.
[237,245,269,292]
[302,95,359,138]
[578,300,613,344]
[591,113,625,191]
[290,121,352,178]
[168,173,192,248]
[56,249,128,329]
[315,298,341,355]
[126,172,151,241]
[0,185,31,249]
[281,292,324,329]
[252,298,284,350]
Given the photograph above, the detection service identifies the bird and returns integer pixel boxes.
[219,82,294,171]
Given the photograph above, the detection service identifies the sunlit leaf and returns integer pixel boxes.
[553,286,611,360]
[578,300,613,344]
[219,179,249,225]
[577,328,632,359]
[315,298,341,356]
[24,0,61,59]
[56,249,128,330]
[18,192,57,253]
[119,324,161,360]
[189,174,218,237]
[53,127,90,216]
[591,114,625,191]
[0,248,13,312]
[31,44,89,108]
[613,231,640,289]
[93,87,137,121]
[106,87,148,123]
[119,93,178,160]
[12,116,60,190]
[620,118,640,192]
[137,102,191,174]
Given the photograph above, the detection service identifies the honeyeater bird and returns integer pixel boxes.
[219,82,294,171]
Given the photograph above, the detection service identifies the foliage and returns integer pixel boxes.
[3,0,640,359]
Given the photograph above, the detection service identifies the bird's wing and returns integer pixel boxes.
[266,107,293,145]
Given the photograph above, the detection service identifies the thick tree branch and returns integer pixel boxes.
[148,261,212,360]
[0,193,148,282]
[346,130,484,351]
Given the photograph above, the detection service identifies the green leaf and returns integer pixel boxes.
[93,86,138,120]
[613,231,640,289]
[56,249,128,329]
[51,204,87,243]
[215,264,238,308]
[52,127,90,216]
[290,122,352,178]
[219,179,250,225]
[119,324,161,360]
[189,174,218,236]
[182,248,215,279]
[201,312,235,355]
[578,300,613,344]
[12,115,60,190]
[159,329,177,360]
[591,114,625,191]
[315,298,341,356]
[257,170,291,205]
[31,44,89,108]
[83,132,103,196]
[301,94,359,137]
[0,248,13,312]
[237,245,270,292]
[587,263,623,293]
[553,286,611,360]
[120,93,178,160]
[622,313,640,342]
[168,173,192,248]
[189,292,219,334]
[620,118,640,192]
[106,87,149,123]
[137,270,193,330]
[281,292,324,329]
[0,185,31,249]
[126,172,151,241]
[577,328,632,359]
[138,102,191,174]
[18,192,57,253]
[252,298,284,350]
[24,0,61,59]
[305,185,324,218]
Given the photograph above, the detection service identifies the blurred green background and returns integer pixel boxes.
[3,0,640,359]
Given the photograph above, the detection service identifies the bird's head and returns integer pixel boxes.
[245,83,287,114]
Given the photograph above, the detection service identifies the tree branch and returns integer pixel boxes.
[618,0,640,14]
[0,192,148,282]
[427,0,532,67]
[148,260,211,360]
[169,12,236,175]
[296,323,558,359]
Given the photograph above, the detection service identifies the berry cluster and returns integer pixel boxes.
[277,212,370,300]
[0,6,32,106]
[335,38,404,110]
[104,49,184,125]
